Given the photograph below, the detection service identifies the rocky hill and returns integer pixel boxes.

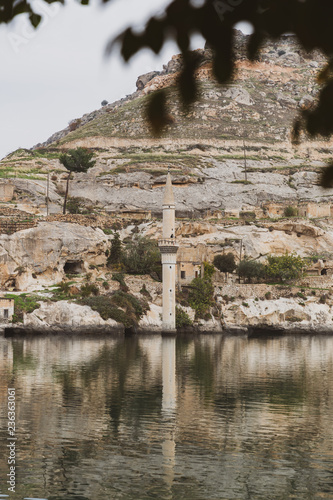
[1,30,333,217]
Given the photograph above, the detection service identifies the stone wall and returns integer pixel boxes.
[0,182,14,202]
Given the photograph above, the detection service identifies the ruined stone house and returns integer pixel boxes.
[0,297,14,322]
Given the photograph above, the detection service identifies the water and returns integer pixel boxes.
[0,334,333,500]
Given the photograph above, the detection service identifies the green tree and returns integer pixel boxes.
[59,148,95,214]
[188,276,214,319]
[238,259,265,283]
[265,253,305,283]
[107,232,122,267]
[122,236,161,278]
[213,253,236,277]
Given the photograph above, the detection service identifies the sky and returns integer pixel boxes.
[0,0,250,160]
[0,0,183,159]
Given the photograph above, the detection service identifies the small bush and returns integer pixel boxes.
[240,211,256,220]
[68,118,82,131]
[102,281,110,290]
[265,291,272,300]
[319,294,327,304]
[10,294,40,323]
[80,283,99,297]
[296,292,306,300]
[176,306,193,329]
[112,273,128,292]
[284,206,298,217]
[188,276,214,318]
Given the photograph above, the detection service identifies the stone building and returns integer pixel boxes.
[177,243,211,284]
[0,297,14,322]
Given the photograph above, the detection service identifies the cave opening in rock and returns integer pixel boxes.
[64,260,84,275]
[321,268,328,276]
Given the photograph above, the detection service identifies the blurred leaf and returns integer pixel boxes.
[146,90,174,136]
[29,13,41,27]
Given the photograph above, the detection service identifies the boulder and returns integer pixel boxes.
[23,300,123,333]
[136,71,160,90]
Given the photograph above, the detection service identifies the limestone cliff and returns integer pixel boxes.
[1,30,332,216]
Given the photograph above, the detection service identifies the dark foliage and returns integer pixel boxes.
[213,253,236,274]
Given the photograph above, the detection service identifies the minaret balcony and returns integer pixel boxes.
[158,238,179,253]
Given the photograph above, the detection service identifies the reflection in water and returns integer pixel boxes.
[162,338,176,491]
[0,335,332,499]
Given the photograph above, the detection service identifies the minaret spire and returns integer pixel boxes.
[158,172,178,333]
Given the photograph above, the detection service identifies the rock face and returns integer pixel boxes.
[2,30,331,216]
[0,222,107,290]
[222,297,333,334]
[24,300,122,332]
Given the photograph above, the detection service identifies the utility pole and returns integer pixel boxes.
[242,108,248,182]
[46,173,49,217]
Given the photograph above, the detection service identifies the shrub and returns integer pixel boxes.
[66,197,89,214]
[238,259,265,283]
[319,294,327,304]
[284,206,298,217]
[265,291,272,300]
[265,253,305,283]
[122,236,161,278]
[213,253,236,274]
[240,211,256,220]
[140,284,152,300]
[10,294,40,323]
[80,283,99,297]
[107,232,122,266]
[68,118,82,131]
[79,291,148,327]
[203,261,215,279]
[188,276,214,318]
[111,273,128,292]
[176,306,193,328]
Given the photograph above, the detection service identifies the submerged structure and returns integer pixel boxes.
[158,173,178,333]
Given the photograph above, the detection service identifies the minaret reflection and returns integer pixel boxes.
[161,336,177,491]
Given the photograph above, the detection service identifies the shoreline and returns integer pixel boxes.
[2,323,333,338]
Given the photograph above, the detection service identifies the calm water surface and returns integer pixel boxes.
[0,334,332,500]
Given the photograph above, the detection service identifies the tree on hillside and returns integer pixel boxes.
[59,148,95,214]
[4,1,333,183]
[107,232,122,267]
[213,253,236,278]
[238,258,265,284]
[265,253,305,283]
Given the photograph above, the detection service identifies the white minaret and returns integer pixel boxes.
[158,172,178,333]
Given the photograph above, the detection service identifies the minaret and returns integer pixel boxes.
[158,172,178,333]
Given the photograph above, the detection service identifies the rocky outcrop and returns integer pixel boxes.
[0,222,107,290]
[222,297,333,335]
[23,300,123,333]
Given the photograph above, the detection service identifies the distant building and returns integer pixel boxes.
[0,297,14,322]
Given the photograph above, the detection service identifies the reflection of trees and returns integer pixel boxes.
[54,337,162,433]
